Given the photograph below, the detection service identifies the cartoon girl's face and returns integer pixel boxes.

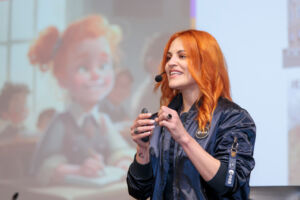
[64,37,115,106]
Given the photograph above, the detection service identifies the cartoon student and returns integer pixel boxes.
[0,82,30,140]
[28,15,134,184]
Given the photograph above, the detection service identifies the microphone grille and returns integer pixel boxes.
[141,108,149,114]
[155,75,163,82]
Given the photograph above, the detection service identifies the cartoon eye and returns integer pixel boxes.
[78,66,88,74]
[99,63,111,71]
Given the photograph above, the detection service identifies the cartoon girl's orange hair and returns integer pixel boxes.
[28,15,121,83]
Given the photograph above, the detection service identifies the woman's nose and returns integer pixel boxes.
[167,57,177,68]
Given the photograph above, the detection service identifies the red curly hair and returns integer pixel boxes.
[28,15,122,85]
[155,30,231,131]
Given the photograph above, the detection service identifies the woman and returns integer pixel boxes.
[28,15,134,184]
[127,30,256,199]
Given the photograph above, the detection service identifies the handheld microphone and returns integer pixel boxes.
[139,94,182,142]
[154,72,166,82]
[139,108,157,142]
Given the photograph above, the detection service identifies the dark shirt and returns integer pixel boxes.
[163,137,175,199]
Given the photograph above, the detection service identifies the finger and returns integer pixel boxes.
[137,113,152,120]
[132,130,152,140]
[131,118,154,131]
[157,108,162,116]
[160,106,176,119]
[160,106,175,114]
[157,112,170,122]
[132,131,152,143]
[158,120,173,130]
[136,119,155,127]
[157,106,166,118]
[160,105,169,112]
[131,125,155,135]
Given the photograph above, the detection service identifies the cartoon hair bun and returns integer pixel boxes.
[28,26,60,71]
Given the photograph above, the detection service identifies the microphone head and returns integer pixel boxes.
[155,75,163,82]
[141,108,149,114]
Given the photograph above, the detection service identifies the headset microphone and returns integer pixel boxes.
[154,72,166,82]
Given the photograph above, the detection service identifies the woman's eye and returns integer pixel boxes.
[166,55,171,61]
[179,54,186,59]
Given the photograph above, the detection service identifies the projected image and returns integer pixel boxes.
[28,14,135,185]
[0,0,191,199]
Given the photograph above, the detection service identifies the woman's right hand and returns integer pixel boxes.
[130,113,155,164]
[130,112,155,148]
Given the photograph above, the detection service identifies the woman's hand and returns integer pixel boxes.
[130,113,155,149]
[156,106,189,144]
[130,113,155,164]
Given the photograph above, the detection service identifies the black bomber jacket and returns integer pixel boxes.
[127,94,256,200]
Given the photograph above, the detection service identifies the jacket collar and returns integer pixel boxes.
[169,93,199,122]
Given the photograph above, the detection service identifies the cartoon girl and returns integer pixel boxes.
[28,15,134,184]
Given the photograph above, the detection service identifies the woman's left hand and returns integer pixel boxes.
[156,106,189,143]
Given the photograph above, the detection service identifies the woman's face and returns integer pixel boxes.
[165,37,197,91]
[64,37,114,106]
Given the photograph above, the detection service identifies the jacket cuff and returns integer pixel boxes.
[207,161,229,194]
[129,154,152,179]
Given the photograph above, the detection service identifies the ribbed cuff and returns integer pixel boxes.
[129,154,152,179]
[207,161,229,194]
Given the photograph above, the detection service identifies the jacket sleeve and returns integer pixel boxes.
[208,108,256,199]
[126,155,154,200]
